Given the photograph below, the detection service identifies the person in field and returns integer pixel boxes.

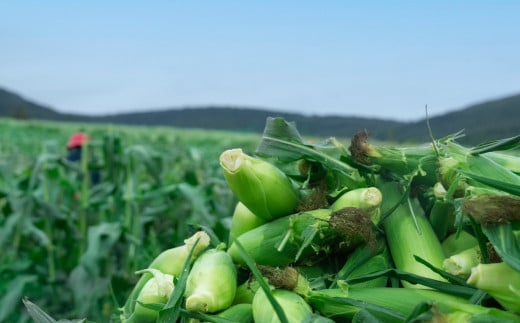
[66,132,89,162]
[66,131,101,185]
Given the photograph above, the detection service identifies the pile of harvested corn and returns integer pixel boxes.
[120,117,520,323]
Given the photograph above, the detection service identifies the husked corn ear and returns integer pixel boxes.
[220,148,300,221]
[214,303,253,323]
[227,209,336,267]
[129,269,174,323]
[228,205,377,267]
[442,231,478,257]
[228,202,266,245]
[379,180,446,288]
[331,187,383,223]
[120,231,210,320]
[252,288,312,323]
[443,245,481,278]
[467,262,520,314]
[185,249,237,313]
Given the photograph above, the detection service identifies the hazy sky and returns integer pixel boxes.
[2,1,519,121]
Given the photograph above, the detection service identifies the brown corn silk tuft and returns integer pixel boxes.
[330,207,377,251]
[349,129,372,165]
[257,265,300,291]
[462,195,520,224]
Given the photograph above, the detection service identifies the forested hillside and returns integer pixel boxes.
[1,86,519,144]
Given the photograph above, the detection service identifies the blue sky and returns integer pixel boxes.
[1,1,519,121]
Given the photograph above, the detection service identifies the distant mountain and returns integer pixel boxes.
[99,107,402,140]
[0,88,95,122]
[0,88,60,119]
[392,94,520,143]
[1,86,519,145]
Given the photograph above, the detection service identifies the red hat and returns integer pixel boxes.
[67,132,90,148]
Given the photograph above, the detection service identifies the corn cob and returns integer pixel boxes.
[220,148,300,221]
[252,288,312,323]
[185,248,237,313]
[378,180,447,288]
[227,207,376,267]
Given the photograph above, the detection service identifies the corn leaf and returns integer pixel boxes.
[481,222,520,272]
[331,238,386,288]
[23,298,86,323]
[22,298,56,323]
[302,313,336,323]
[295,224,318,261]
[468,290,489,305]
[158,237,200,323]
[470,135,520,155]
[255,117,361,183]
[179,309,236,323]
[232,239,289,323]
[352,309,386,323]
[413,256,471,286]
[459,170,520,196]
[403,301,434,323]
[1,276,37,322]
[415,256,491,305]
[333,297,406,322]
[346,269,476,298]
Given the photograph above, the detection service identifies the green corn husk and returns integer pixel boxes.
[379,180,447,288]
[220,148,300,221]
[120,231,210,320]
[307,287,468,322]
[439,141,520,195]
[484,151,520,174]
[126,269,175,323]
[233,279,260,305]
[331,238,389,288]
[429,199,455,241]
[227,208,333,267]
[214,303,254,323]
[344,250,391,288]
[307,287,519,322]
[228,202,266,245]
[467,262,520,313]
[257,265,312,297]
[421,299,520,322]
[441,231,479,257]
[349,130,439,185]
[227,207,376,267]
[330,187,383,224]
[185,248,237,313]
[428,183,456,240]
[252,288,312,323]
[295,265,328,290]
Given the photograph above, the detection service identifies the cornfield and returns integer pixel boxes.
[0,118,258,322]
